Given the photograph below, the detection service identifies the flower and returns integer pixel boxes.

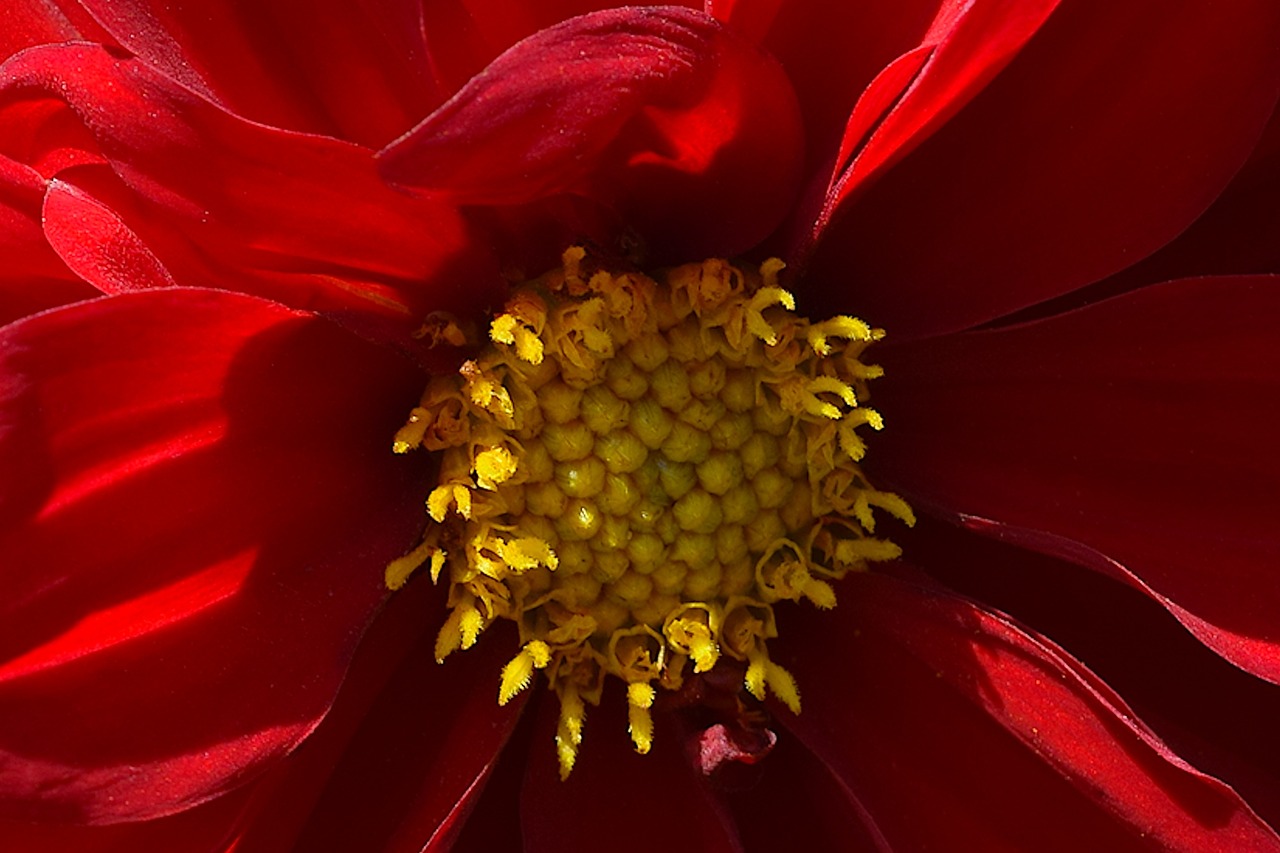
[2,1,1280,850]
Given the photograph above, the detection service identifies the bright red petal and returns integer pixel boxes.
[0,0,112,64]
[68,0,435,148]
[0,288,426,824]
[0,44,501,342]
[778,571,1280,849]
[872,275,1280,683]
[804,0,1280,338]
[380,6,804,263]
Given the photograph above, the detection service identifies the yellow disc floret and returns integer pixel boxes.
[388,247,914,778]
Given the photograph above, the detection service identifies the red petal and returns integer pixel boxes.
[1099,103,1280,294]
[778,571,1280,848]
[380,6,804,262]
[278,626,525,853]
[0,158,95,326]
[0,288,426,823]
[0,44,501,339]
[725,731,889,851]
[711,0,943,180]
[819,0,1062,211]
[803,0,1280,339]
[1,1,112,64]
[419,1,694,102]
[0,783,254,853]
[519,690,743,853]
[905,514,1280,828]
[41,177,176,293]
[69,0,435,148]
[872,275,1280,683]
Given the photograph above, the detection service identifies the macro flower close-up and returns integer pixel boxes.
[2,1,1280,850]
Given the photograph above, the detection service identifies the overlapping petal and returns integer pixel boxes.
[381,6,804,263]
[0,288,425,823]
[0,43,502,345]
[64,0,435,148]
[804,0,1280,338]
[0,158,96,325]
[779,571,1280,849]
[872,275,1280,683]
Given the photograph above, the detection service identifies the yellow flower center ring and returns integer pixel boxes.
[387,247,914,778]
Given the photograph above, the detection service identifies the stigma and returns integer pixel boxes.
[387,247,913,778]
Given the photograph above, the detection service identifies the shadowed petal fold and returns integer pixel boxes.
[778,571,1280,850]
[0,289,426,824]
[872,275,1280,684]
[804,0,1280,337]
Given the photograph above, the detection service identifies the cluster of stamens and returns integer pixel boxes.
[387,248,913,778]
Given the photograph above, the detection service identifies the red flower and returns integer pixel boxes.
[2,2,1279,850]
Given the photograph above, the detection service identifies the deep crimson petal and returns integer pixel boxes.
[778,571,1280,849]
[420,1,696,102]
[0,44,502,341]
[804,0,1280,338]
[380,6,804,262]
[0,158,96,326]
[710,0,943,183]
[69,0,436,148]
[0,288,426,824]
[1098,104,1280,293]
[872,275,1280,683]
[811,0,1063,235]
[0,781,254,853]
[720,0,1060,261]
[726,732,889,851]
[278,625,525,853]
[519,691,742,853]
[905,515,1280,828]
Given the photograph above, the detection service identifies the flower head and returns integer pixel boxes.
[2,2,1280,850]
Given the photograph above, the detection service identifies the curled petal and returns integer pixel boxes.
[380,6,804,262]
[778,571,1280,849]
[873,275,1280,683]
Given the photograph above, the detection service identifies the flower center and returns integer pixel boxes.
[387,247,913,778]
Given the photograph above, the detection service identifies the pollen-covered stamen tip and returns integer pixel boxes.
[387,247,910,775]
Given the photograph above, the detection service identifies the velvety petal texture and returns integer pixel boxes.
[0,289,425,823]
[67,0,437,148]
[873,276,1280,683]
[381,6,804,262]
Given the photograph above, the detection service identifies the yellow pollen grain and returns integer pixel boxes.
[387,248,912,778]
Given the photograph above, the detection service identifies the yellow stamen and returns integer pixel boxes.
[388,248,911,774]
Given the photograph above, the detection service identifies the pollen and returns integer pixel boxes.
[388,248,914,778]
